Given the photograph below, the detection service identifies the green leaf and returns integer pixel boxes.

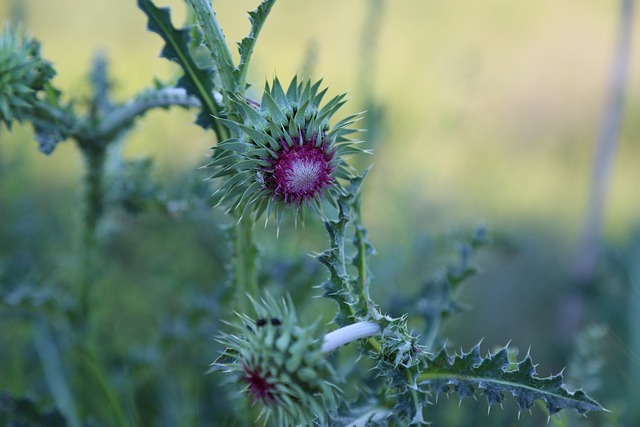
[137,0,224,136]
[236,0,277,89]
[419,344,604,416]
[31,321,81,427]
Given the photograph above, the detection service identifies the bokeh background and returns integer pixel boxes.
[2,0,640,425]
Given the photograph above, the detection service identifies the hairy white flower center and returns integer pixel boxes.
[285,158,322,194]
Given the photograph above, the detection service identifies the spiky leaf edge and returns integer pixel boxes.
[137,0,225,136]
[236,0,277,89]
[418,343,604,417]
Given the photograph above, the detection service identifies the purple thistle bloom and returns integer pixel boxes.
[208,76,366,223]
[265,133,335,206]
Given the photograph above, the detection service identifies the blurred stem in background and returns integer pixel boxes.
[299,39,318,81]
[75,53,112,331]
[357,0,385,160]
[562,0,635,338]
[358,0,384,103]
[76,144,106,329]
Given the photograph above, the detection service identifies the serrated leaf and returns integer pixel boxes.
[419,344,604,416]
[236,0,277,89]
[137,0,223,134]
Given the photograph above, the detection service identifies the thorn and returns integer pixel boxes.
[517,410,521,421]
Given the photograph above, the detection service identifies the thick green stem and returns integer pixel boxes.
[352,194,374,316]
[233,215,259,312]
[77,144,107,329]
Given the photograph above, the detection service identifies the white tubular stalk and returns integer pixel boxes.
[321,321,381,353]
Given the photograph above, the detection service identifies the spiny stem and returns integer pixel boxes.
[352,193,374,315]
[407,368,421,421]
[322,201,357,322]
[185,0,237,93]
[233,214,259,312]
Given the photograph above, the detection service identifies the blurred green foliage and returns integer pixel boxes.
[1,0,639,426]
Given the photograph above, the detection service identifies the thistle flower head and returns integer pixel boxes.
[0,24,55,129]
[212,295,340,425]
[208,76,365,223]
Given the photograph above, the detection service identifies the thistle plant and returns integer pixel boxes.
[0,1,610,426]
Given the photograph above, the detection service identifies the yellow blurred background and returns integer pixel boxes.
[2,0,640,245]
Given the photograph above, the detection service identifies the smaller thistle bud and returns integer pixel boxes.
[208,76,366,223]
[0,24,55,129]
[212,295,340,425]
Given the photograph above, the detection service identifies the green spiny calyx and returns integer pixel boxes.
[0,24,55,129]
[212,295,340,425]
[209,76,365,223]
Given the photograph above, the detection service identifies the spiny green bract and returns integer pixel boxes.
[212,295,340,426]
[0,24,55,129]
[208,76,366,224]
